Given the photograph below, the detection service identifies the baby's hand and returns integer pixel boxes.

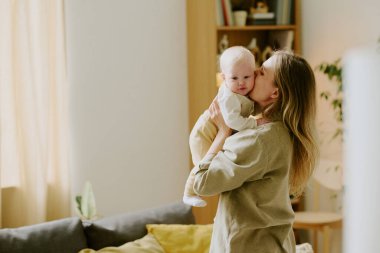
[256,117,271,126]
[254,113,270,126]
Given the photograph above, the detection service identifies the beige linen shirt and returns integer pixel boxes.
[193,121,296,253]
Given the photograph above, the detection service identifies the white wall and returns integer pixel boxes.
[303,0,380,165]
[65,0,189,216]
[302,1,380,252]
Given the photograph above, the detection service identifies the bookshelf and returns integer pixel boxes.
[186,0,301,224]
[216,0,301,63]
[217,25,297,31]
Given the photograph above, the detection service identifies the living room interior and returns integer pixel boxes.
[1,0,380,253]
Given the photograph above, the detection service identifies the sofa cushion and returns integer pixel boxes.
[147,224,212,253]
[0,217,87,253]
[79,234,164,253]
[83,202,195,250]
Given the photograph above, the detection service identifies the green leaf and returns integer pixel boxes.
[318,58,344,141]
[75,195,82,214]
[332,128,343,140]
[81,181,97,220]
[320,91,330,100]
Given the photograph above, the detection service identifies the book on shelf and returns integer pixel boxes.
[216,0,294,26]
[275,0,293,25]
[221,0,234,26]
[251,12,275,19]
[215,0,225,26]
[247,12,275,25]
[247,18,275,25]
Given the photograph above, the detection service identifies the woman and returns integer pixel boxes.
[193,51,319,253]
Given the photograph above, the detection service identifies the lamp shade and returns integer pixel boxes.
[343,44,380,253]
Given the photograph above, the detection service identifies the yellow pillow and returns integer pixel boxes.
[78,234,164,253]
[146,224,213,253]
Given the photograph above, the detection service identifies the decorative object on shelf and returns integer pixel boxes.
[75,181,99,221]
[233,10,248,26]
[247,38,261,67]
[218,34,229,54]
[261,45,273,63]
[247,0,272,25]
[250,0,269,13]
[268,30,294,51]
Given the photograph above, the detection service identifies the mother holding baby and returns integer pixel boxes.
[193,50,318,252]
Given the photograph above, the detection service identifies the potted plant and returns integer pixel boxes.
[318,59,343,140]
[315,59,344,203]
[75,181,99,221]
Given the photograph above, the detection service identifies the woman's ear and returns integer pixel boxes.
[270,88,279,99]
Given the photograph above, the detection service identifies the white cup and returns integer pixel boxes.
[233,11,247,26]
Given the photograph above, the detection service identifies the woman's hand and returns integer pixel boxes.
[208,97,232,137]
[203,97,232,157]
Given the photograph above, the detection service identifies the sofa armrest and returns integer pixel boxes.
[83,202,194,250]
[0,217,87,253]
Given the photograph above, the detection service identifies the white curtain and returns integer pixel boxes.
[0,0,70,227]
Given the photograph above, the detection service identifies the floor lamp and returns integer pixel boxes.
[343,44,380,253]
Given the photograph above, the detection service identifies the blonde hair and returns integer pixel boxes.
[219,46,255,73]
[263,51,319,198]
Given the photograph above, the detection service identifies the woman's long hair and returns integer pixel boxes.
[264,51,319,198]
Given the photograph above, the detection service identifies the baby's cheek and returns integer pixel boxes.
[225,80,233,90]
[249,78,255,90]
[228,83,239,93]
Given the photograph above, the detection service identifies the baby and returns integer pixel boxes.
[183,46,258,207]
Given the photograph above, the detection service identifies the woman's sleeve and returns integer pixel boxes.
[193,130,268,196]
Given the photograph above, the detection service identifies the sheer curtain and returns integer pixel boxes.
[0,0,70,227]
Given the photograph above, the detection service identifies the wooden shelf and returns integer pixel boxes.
[217,25,297,31]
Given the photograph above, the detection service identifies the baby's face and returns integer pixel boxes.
[223,61,255,96]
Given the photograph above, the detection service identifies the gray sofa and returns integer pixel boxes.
[0,202,194,253]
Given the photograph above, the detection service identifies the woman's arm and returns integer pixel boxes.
[192,99,273,196]
[192,98,275,196]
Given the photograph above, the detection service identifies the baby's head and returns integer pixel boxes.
[219,46,256,96]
